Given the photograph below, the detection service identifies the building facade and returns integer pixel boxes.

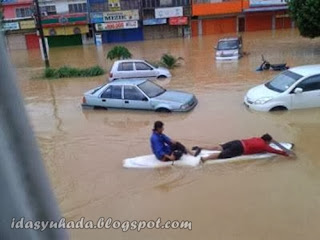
[142,0,191,40]
[244,0,293,32]
[1,0,38,50]
[39,0,92,47]
[1,0,295,49]
[191,0,249,36]
[88,0,143,44]
[191,0,293,36]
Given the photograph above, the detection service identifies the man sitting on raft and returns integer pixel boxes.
[193,133,295,163]
[150,121,201,161]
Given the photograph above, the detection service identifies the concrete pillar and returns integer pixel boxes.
[272,14,276,30]
[198,19,202,36]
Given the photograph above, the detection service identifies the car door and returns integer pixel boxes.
[99,85,123,108]
[116,62,134,79]
[291,75,320,109]
[134,62,157,79]
[123,85,152,110]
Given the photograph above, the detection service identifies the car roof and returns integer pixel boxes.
[109,78,147,85]
[289,64,320,77]
[114,59,146,64]
[218,37,240,42]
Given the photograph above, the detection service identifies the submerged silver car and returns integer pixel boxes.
[82,79,197,112]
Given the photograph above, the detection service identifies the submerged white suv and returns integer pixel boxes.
[109,59,171,81]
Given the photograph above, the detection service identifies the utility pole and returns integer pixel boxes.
[33,0,50,68]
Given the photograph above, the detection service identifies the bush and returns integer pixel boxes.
[159,54,183,69]
[44,68,57,78]
[106,46,132,60]
[44,65,105,79]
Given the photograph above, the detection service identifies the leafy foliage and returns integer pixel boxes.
[44,65,105,79]
[106,46,132,60]
[159,54,184,69]
[288,0,320,38]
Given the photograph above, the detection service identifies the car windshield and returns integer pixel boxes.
[92,84,106,94]
[138,80,166,98]
[265,71,303,93]
[217,40,239,50]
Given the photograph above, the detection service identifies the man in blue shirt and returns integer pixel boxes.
[150,121,200,161]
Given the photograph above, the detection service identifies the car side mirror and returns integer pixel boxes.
[294,87,303,94]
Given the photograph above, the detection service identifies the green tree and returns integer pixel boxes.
[288,0,320,38]
[159,54,184,69]
[106,46,132,60]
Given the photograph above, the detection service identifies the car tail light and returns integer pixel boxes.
[82,96,86,104]
[109,72,113,78]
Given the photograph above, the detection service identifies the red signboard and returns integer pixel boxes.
[169,16,188,25]
[95,20,138,31]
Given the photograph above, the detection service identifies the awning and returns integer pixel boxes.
[244,6,288,12]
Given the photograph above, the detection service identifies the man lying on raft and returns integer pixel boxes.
[193,133,295,163]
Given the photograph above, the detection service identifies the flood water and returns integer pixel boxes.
[9,29,320,239]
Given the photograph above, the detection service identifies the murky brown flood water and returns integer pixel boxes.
[9,29,320,239]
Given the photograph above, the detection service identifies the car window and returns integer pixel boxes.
[145,60,157,68]
[135,62,153,71]
[117,62,133,71]
[100,85,122,99]
[124,86,146,100]
[265,70,303,93]
[296,75,320,92]
[138,80,166,98]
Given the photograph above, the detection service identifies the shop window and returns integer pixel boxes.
[142,0,160,8]
[160,0,173,7]
[16,8,33,18]
[40,6,57,16]
[69,3,87,13]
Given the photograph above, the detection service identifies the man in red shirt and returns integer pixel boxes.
[193,134,295,163]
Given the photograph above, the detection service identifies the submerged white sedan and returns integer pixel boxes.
[82,79,197,112]
[244,65,320,112]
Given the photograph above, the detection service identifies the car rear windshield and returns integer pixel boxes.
[138,81,166,98]
[265,71,303,93]
[217,40,239,50]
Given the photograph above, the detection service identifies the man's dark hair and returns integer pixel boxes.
[153,121,164,131]
[261,133,272,142]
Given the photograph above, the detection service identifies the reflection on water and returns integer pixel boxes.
[10,29,320,240]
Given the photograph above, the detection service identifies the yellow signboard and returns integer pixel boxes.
[43,25,89,36]
[64,25,89,35]
[43,27,64,36]
[109,0,121,11]
[20,20,36,29]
